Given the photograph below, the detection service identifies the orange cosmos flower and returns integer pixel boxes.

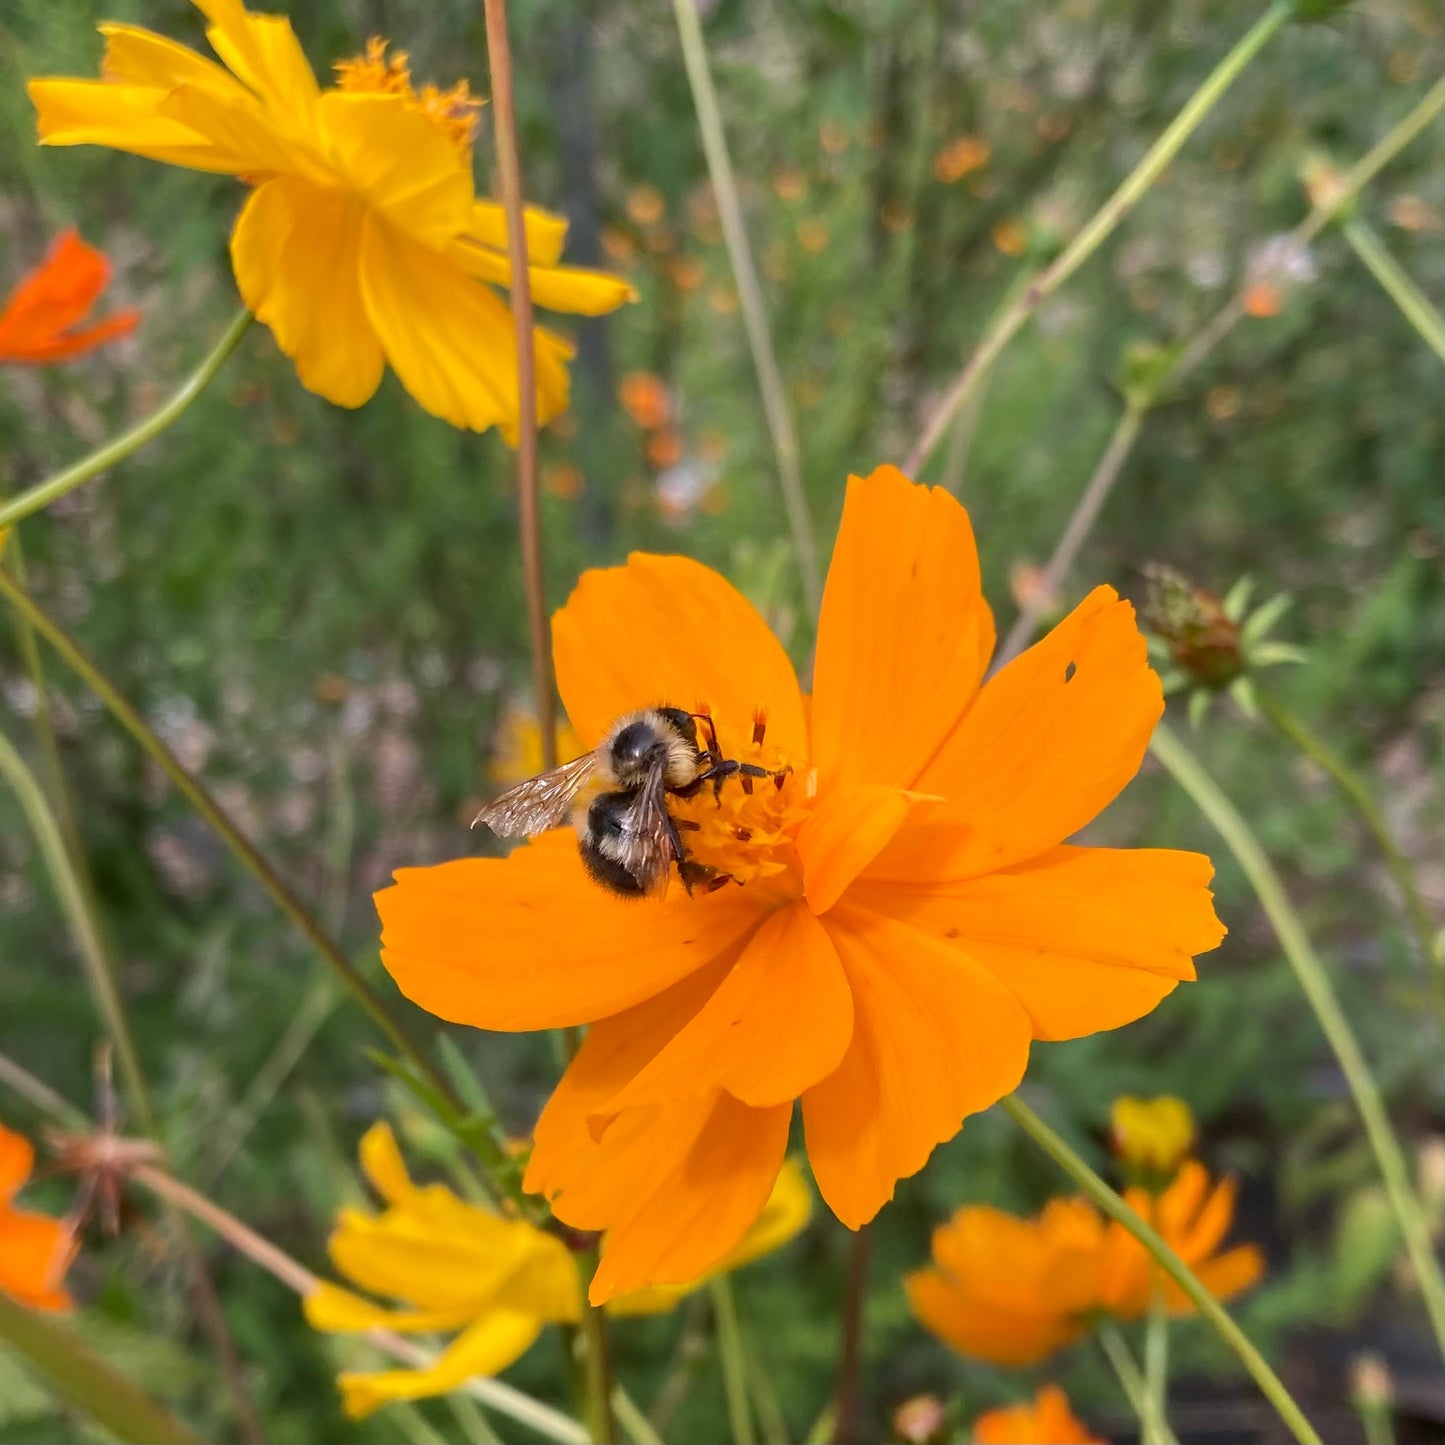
[905,1198,1107,1364]
[908,1162,1262,1366]
[972,1386,1102,1445]
[1099,1158,1265,1317]
[29,2,633,438]
[0,1123,76,1311]
[377,465,1224,1302]
[0,230,139,366]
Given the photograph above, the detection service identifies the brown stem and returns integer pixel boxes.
[483,0,557,770]
[830,1223,872,1445]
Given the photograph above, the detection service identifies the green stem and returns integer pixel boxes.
[1340,216,1445,360]
[0,727,153,1136]
[0,1290,198,1445]
[0,733,265,1441]
[0,567,460,1116]
[579,1250,618,1445]
[0,310,251,532]
[710,1275,756,1445]
[611,1386,666,1445]
[1256,692,1443,1010]
[904,0,1291,474]
[671,0,821,618]
[1145,1277,1171,1442]
[1149,722,1445,1359]
[1001,1094,1322,1445]
[1098,1325,1180,1445]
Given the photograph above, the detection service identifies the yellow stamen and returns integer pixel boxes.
[671,734,813,892]
[334,38,484,152]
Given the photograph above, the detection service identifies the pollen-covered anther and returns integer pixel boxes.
[670,738,811,891]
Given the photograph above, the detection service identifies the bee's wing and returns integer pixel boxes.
[614,767,676,900]
[472,753,597,837]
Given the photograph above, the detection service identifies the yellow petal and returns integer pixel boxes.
[193,0,320,123]
[472,201,569,265]
[337,1311,545,1419]
[317,92,472,248]
[230,176,385,409]
[448,234,636,316]
[159,82,321,181]
[357,1122,415,1206]
[358,215,574,438]
[303,1281,475,1336]
[99,23,249,97]
[29,79,246,174]
[715,1158,813,1271]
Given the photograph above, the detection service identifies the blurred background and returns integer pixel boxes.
[0,0,1442,1440]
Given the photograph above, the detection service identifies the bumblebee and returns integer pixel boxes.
[473,706,781,898]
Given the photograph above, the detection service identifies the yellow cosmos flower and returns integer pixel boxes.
[1111,1095,1196,1185]
[29,1,635,438]
[488,701,585,789]
[304,1122,579,1419]
[305,1123,811,1416]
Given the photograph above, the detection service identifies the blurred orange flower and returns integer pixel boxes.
[991,218,1029,256]
[908,1160,1262,1366]
[378,466,1223,1302]
[30,2,633,438]
[625,184,666,227]
[0,230,138,365]
[0,1123,76,1311]
[933,134,990,184]
[1243,281,1284,318]
[646,429,684,469]
[905,1198,1105,1364]
[973,1385,1102,1445]
[618,372,670,430]
[1102,1159,1265,1317]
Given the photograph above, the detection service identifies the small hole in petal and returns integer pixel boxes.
[1064,660,1078,683]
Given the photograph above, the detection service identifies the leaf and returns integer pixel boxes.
[1222,575,1255,623]
[1242,591,1294,643]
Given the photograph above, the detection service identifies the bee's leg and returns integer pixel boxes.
[687,710,724,767]
[680,858,730,894]
[733,761,793,794]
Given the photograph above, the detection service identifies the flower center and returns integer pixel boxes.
[669,710,813,895]
[334,39,483,152]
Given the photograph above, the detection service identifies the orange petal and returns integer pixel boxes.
[3,310,139,365]
[810,466,994,793]
[799,784,932,915]
[586,1091,791,1304]
[99,23,250,95]
[905,1268,1083,1366]
[0,230,108,339]
[801,908,1031,1228]
[914,587,1163,873]
[1177,1244,1265,1310]
[0,1125,34,1203]
[551,554,807,761]
[589,904,852,1117]
[230,177,385,409]
[0,1209,75,1312]
[526,956,738,1209]
[852,844,1222,1040]
[378,830,763,1031]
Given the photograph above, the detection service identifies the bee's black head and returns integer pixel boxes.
[608,719,664,780]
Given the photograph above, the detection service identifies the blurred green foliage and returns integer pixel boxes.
[0,0,1441,1440]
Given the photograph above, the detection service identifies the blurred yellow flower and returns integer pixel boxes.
[1111,1095,1195,1182]
[29,1,634,439]
[488,701,585,787]
[306,1123,812,1413]
[304,1122,579,1418]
